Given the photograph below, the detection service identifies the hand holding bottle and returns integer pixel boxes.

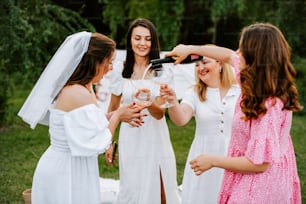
[150,48,202,68]
[165,44,197,64]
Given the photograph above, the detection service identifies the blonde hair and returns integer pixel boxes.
[195,62,237,102]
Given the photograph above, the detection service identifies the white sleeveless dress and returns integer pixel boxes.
[110,63,180,204]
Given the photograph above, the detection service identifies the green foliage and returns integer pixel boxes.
[237,0,306,56]
[209,0,245,43]
[154,0,184,50]
[293,56,306,115]
[0,61,9,126]
[101,0,126,44]
[0,0,96,125]
[101,0,184,50]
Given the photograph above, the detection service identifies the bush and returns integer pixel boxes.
[293,55,306,115]
[0,0,96,125]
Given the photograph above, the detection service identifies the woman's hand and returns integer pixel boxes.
[105,142,116,166]
[117,103,147,127]
[189,154,215,176]
[165,44,191,64]
[159,84,177,105]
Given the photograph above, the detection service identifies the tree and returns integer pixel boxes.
[101,0,184,50]
[0,0,96,126]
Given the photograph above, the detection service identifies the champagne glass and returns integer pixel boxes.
[132,79,153,109]
[151,64,175,108]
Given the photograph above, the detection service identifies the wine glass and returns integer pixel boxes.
[132,79,153,109]
[151,64,175,108]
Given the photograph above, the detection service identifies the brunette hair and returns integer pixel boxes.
[122,18,161,78]
[66,33,116,86]
[239,23,303,120]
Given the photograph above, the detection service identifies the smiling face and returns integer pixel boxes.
[131,26,152,58]
[195,57,222,88]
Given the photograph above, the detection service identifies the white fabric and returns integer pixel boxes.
[31,104,112,204]
[96,71,113,113]
[18,31,91,129]
[180,86,240,204]
[97,50,196,111]
[99,178,119,204]
[109,62,181,204]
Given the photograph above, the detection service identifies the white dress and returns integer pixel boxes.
[110,63,180,204]
[181,86,240,204]
[31,104,112,204]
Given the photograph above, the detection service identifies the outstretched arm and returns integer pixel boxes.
[190,154,269,175]
[166,44,236,67]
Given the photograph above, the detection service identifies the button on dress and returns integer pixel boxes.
[180,85,240,204]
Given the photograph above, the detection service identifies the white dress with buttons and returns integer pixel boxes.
[180,85,240,204]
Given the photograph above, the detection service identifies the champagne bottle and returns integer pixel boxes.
[150,54,203,68]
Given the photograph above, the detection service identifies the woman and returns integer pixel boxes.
[108,18,180,204]
[160,57,240,203]
[166,23,302,203]
[18,32,144,204]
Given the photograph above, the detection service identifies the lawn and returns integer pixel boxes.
[0,114,305,203]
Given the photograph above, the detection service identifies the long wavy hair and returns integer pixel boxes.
[122,18,161,78]
[195,61,237,102]
[239,23,303,120]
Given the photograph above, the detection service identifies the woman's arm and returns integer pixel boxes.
[107,94,121,113]
[146,103,165,120]
[190,154,269,176]
[166,44,236,67]
[168,102,193,126]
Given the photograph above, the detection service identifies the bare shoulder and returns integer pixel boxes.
[55,84,95,111]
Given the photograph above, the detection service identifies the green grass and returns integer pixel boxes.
[0,89,305,203]
[1,115,305,203]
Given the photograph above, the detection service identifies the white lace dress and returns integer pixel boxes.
[31,104,112,204]
[180,86,240,204]
[109,63,180,204]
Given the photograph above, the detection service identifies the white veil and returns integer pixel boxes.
[18,31,91,129]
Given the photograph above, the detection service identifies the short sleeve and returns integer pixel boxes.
[245,98,284,164]
[64,104,112,156]
[109,61,124,96]
[181,87,196,111]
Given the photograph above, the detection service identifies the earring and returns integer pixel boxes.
[219,66,222,73]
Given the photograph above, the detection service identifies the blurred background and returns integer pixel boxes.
[0,1,305,203]
[0,0,306,124]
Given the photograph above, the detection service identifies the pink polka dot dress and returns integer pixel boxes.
[218,56,301,204]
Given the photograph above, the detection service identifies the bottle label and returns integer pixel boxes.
[190,54,200,60]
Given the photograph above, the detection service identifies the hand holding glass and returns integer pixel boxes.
[151,66,175,108]
[133,88,152,108]
[132,80,153,109]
